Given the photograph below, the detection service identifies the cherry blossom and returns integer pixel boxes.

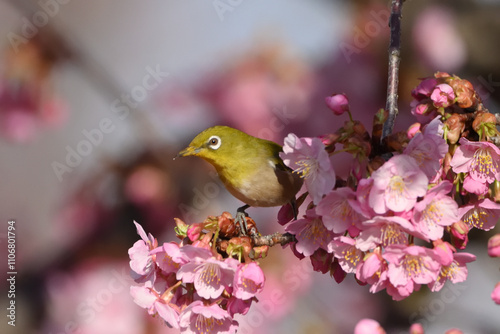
[430,83,455,108]
[178,301,237,334]
[233,262,265,300]
[411,181,459,240]
[458,198,500,231]
[316,186,364,234]
[285,209,336,256]
[280,133,336,204]
[368,155,428,214]
[450,138,500,186]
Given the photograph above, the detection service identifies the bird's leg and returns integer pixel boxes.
[236,204,250,236]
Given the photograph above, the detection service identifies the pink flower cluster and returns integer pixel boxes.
[410,72,477,125]
[354,318,464,334]
[280,108,500,301]
[128,221,265,333]
[129,73,500,332]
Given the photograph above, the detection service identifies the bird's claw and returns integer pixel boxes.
[235,211,248,236]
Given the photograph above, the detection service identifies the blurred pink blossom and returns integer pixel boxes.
[488,234,500,258]
[413,6,467,72]
[354,319,386,334]
[410,323,425,334]
[491,282,500,305]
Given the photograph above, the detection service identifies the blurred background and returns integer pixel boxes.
[1,0,499,333]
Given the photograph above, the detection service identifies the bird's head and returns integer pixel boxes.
[176,125,245,167]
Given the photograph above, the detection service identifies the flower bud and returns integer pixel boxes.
[442,152,453,176]
[245,217,258,235]
[448,77,476,108]
[492,282,500,305]
[487,234,500,258]
[218,240,229,252]
[449,220,469,249]
[494,180,500,203]
[353,121,367,136]
[409,323,424,334]
[325,93,349,115]
[354,319,386,334]
[472,112,498,137]
[435,71,451,78]
[412,78,438,99]
[174,217,189,238]
[445,329,464,334]
[330,258,347,284]
[407,123,421,139]
[368,156,385,173]
[218,212,238,237]
[318,133,338,154]
[444,114,466,144]
[252,245,270,259]
[187,223,203,241]
[412,103,431,116]
[431,84,455,108]
[433,240,455,266]
[227,236,253,257]
[310,248,333,274]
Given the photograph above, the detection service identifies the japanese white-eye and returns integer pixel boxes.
[177,126,303,227]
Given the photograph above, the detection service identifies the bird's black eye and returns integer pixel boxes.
[208,135,221,150]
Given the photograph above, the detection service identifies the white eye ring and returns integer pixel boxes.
[208,135,222,150]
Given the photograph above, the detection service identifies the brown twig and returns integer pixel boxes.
[252,232,296,247]
[381,0,404,141]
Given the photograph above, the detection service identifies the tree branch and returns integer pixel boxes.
[252,232,296,247]
[381,0,404,140]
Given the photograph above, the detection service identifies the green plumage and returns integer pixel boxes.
[178,125,303,208]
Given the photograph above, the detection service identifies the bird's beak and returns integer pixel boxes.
[175,146,200,159]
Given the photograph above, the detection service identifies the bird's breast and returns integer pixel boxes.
[218,160,303,207]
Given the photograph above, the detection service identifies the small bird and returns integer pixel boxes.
[177,125,303,233]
